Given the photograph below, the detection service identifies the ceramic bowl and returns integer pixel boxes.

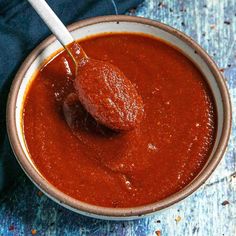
[7,15,231,220]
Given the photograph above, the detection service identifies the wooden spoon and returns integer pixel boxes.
[28,0,144,131]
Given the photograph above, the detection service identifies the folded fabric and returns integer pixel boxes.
[0,0,143,196]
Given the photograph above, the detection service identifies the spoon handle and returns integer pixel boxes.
[27,0,74,46]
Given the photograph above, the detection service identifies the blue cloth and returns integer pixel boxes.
[0,0,143,197]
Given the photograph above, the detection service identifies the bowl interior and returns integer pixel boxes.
[16,20,223,168]
[11,18,227,219]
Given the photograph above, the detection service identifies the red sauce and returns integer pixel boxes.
[74,56,144,131]
[67,42,144,131]
[23,33,216,208]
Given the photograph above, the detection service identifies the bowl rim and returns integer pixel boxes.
[6,15,232,219]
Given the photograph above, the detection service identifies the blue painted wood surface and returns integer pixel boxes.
[1,0,236,235]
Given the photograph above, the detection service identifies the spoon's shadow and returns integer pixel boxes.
[63,92,118,139]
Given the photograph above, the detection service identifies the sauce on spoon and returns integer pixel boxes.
[67,42,144,131]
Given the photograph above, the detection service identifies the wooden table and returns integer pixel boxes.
[0,0,235,235]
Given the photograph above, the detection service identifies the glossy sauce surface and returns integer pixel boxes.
[74,56,144,131]
[68,42,144,131]
[23,33,216,207]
